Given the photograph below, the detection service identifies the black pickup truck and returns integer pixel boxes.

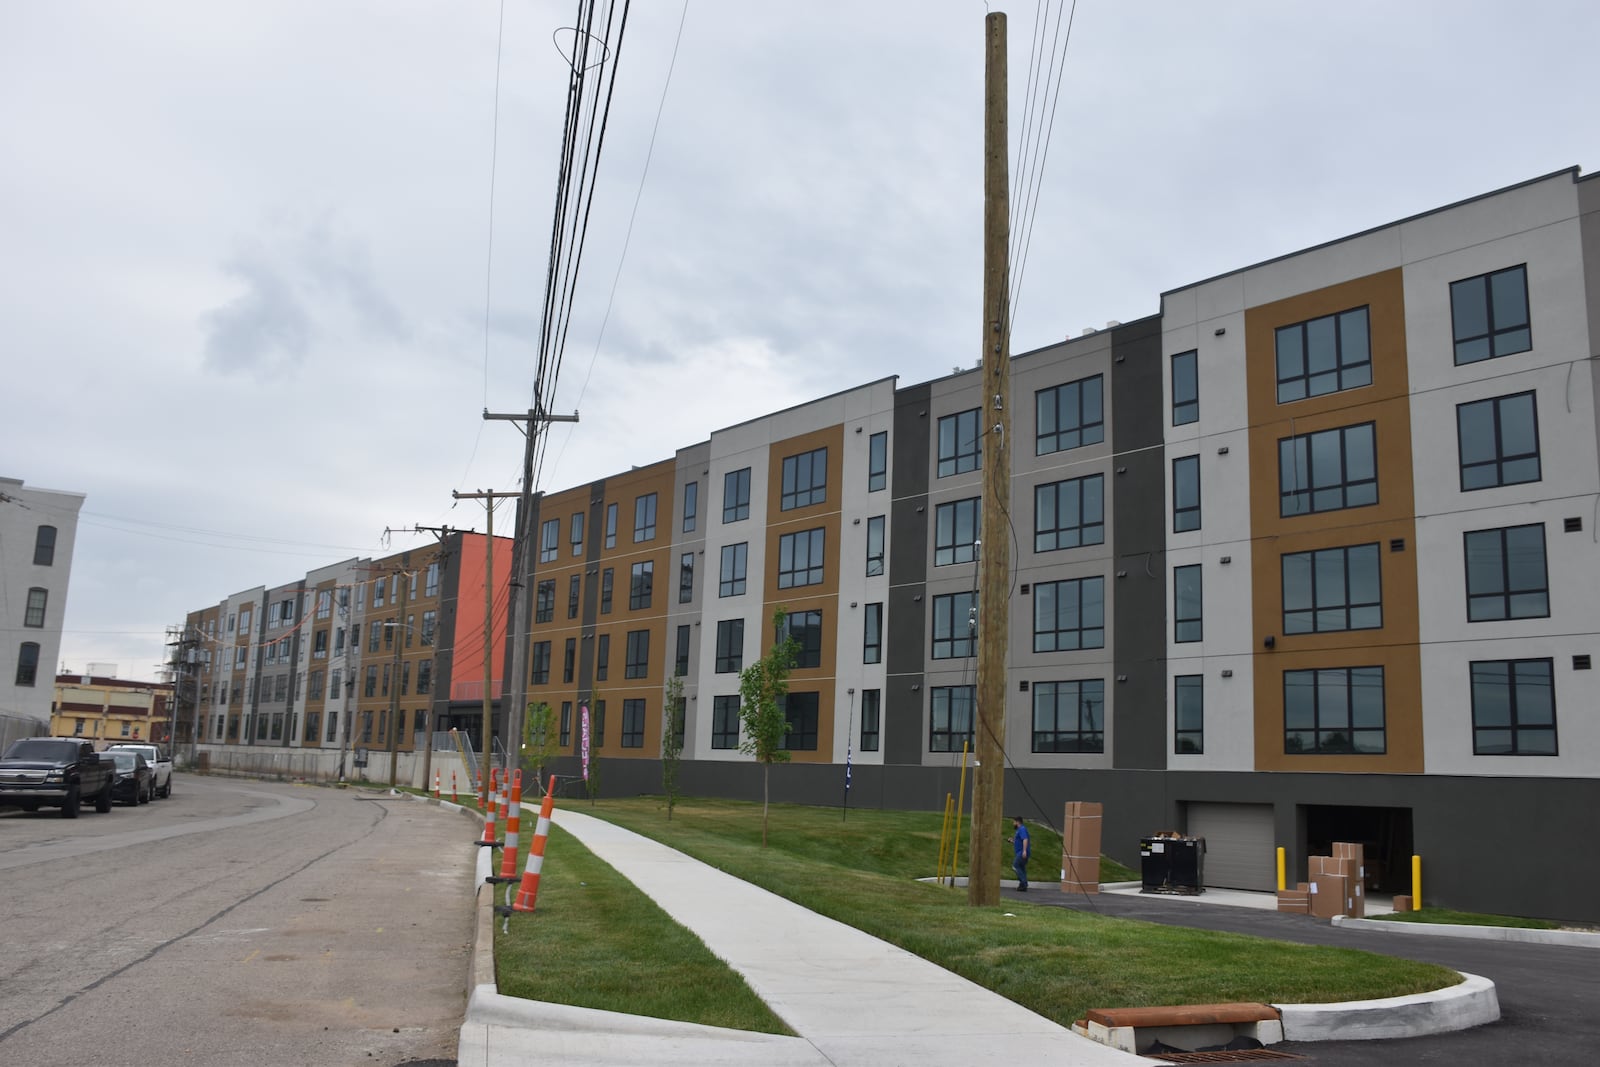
[0,737,116,818]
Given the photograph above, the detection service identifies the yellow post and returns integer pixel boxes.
[937,794,954,887]
[1276,847,1286,891]
[1412,854,1422,910]
[953,742,970,886]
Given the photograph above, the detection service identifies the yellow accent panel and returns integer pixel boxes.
[1244,268,1422,773]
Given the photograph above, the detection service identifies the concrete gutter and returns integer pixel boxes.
[1333,914,1600,949]
[1276,973,1500,1041]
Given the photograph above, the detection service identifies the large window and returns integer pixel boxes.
[777,528,825,589]
[1471,658,1556,755]
[675,625,690,677]
[868,431,888,491]
[712,696,741,749]
[682,481,698,533]
[605,502,618,548]
[1280,422,1377,516]
[601,568,614,614]
[1284,666,1386,754]
[929,685,974,752]
[781,447,828,510]
[1174,565,1202,643]
[621,699,645,748]
[629,561,653,610]
[1031,679,1105,753]
[1035,475,1103,552]
[679,552,695,603]
[1452,265,1530,365]
[570,512,584,556]
[33,525,56,566]
[862,602,883,664]
[931,591,976,659]
[1171,350,1198,425]
[1457,391,1540,491]
[568,575,581,619]
[1173,456,1201,533]
[860,689,881,752]
[1034,577,1105,652]
[634,493,658,542]
[934,497,979,566]
[624,629,650,679]
[1174,675,1204,754]
[14,642,39,686]
[1282,543,1382,634]
[779,610,823,669]
[724,467,751,522]
[719,542,748,597]
[1036,375,1104,455]
[535,580,555,623]
[531,642,551,685]
[24,588,47,628]
[1464,524,1548,621]
[781,692,819,750]
[865,515,886,577]
[596,633,610,681]
[715,618,744,673]
[937,409,981,477]
[1275,306,1371,403]
[539,518,559,563]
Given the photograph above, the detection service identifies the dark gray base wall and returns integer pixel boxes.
[540,756,1600,926]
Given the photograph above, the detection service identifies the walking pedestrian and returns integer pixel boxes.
[1012,815,1031,891]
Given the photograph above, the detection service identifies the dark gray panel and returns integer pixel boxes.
[574,480,607,736]
[886,383,931,764]
[1110,317,1167,770]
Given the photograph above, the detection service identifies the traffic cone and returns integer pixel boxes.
[490,771,524,884]
[507,782,556,914]
[451,770,458,804]
[433,769,440,798]
[477,768,499,847]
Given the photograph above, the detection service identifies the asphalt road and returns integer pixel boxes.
[1030,885,1599,1065]
[0,775,475,1067]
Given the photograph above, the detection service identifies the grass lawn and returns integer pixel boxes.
[499,795,1460,1030]
[1371,907,1560,930]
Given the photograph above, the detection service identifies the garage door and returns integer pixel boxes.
[1186,802,1275,891]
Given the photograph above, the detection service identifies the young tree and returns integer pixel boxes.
[661,673,685,821]
[739,606,800,847]
[521,701,561,795]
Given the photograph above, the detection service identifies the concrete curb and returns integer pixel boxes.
[1334,914,1600,948]
[1276,972,1500,1042]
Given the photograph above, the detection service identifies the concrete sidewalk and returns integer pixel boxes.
[458,807,1147,1066]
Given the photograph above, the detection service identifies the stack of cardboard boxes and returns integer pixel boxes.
[1278,841,1366,918]
[1060,801,1103,894]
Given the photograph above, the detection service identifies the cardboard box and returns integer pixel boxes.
[1311,871,1348,918]
[1277,889,1311,914]
[1061,801,1103,894]
[1393,894,1413,913]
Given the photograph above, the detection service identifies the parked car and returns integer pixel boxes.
[103,750,153,805]
[0,737,116,817]
[106,742,173,798]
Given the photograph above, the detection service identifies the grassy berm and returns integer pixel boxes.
[495,796,1459,1031]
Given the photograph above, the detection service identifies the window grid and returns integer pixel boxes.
[719,542,748,597]
[1275,306,1371,403]
[780,610,823,669]
[711,695,740,749]
[633,493,658,542]
[1281,543,1383,634]
[1457,391,1541,491]
[868,431,888,492]
[929,685,974,753]
[715,618,744,673]
[624,629,650,679]
[780,692,820,751]
[862,602,883,664]
[1173,455,1201,533]
[629,561,653,610]
[1464,524,1549,622]
[860,689,881,751]
[682,481,698,533]
[1470,658,1556,755]
[934,497,980,566]
[679,552,695,604]
[535,580,555,623]
[1171,350,1198,425]
[932,592,976,659]
[866,515,885,577]
[1174,675,1204,754]
[723,467,751,523]
[1036,375,1104,455]
[777,528,825,589]
[1034,475,1103,552]
[1283,666,1386,754]
[1034,577,1106,652]
[539,518,559,563]
[1451,265,1531,365]
[621,699,645,748]
[937,409,981,477]
[1174,566,1202,643]
[675,625,690,677]
[1280,422,1378,516]
[1031,679,1105,753]
[781,447,828,510]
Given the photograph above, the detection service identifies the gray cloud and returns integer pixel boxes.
[201,248,313,377]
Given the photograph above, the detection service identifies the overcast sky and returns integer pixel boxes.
[3,1,1594,679]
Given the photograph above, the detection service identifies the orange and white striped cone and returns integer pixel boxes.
[433,769,440,798]
[489,771,524,884]
[477,768,500,848]
[451,770,457,804]
[504,782,556,914]
[476,769,484,811]
[496,772,509,824]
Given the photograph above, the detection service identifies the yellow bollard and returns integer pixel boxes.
[1276,847,1286,892]
[1412,854,1422,910]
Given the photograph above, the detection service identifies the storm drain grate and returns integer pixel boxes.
[1152,1049,1303,1063]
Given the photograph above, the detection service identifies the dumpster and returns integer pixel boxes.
[1140,835,1206,895]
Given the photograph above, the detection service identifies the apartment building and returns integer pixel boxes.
[1,476,84,735]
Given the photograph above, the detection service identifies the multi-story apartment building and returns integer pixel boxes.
[2,476,84,737]
[50,673,174,743]
[175,168,1599,921]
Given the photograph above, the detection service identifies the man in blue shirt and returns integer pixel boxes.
[1012,815,1031,891]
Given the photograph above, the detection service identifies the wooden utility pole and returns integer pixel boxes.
[969,10,1012,908]
[452,489,518,805]
[387,551,411,788]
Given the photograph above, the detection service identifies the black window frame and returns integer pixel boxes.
[868,431,888,491]
[1280,421,1378,517]
[596,633,610,681]
[1172,455,1201,533]
[600,568,614,614]
[780,446,828,510]
[859,689,881,752]
[1283,665,1387,754]
[33,525,56,566]
[679,552,695,604]
[719,542,748,597]
[621,699,645,748]
[535,579,555,623]
[530,641,551,685]
[1174,565,1202,643]
[929,685,974,753]
[1031,678,1105,753]
[1451,264,1531,365]
[605,502,618,548]
[862,602,883,664]
[715,618,744,674]
[539,517,560,563]
[777,527,825,589]
[711,695,740,749]
[931,591,976,659]
[1470,657,1557,755]
[1275,305,1372,403]
[780,691,820,751]
[24,587,47,628]
[570,512,584,555]
[723,467,751,523]
[1171,349,1198,425]
[865,515,885,577]
[568,574,581,619]
[933,497,980,566]
[563,637,576,683]
[674,625,690,677]
[633,493,658,542]
[624,629,650,679]
[1457,390,1541,491]
[779,609,823,669]
[560,701,573,746]
[1281,543,1383,634]
[629,560,653,610]
[682,481,698,532]
[1033,576,1106,652]
[1034,474,1104,553]
[1464,524,1549,622]
[14,641,40,686]
[1036,374,1104,456]
[936,408,981,477]
[1174,674,1204,754]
